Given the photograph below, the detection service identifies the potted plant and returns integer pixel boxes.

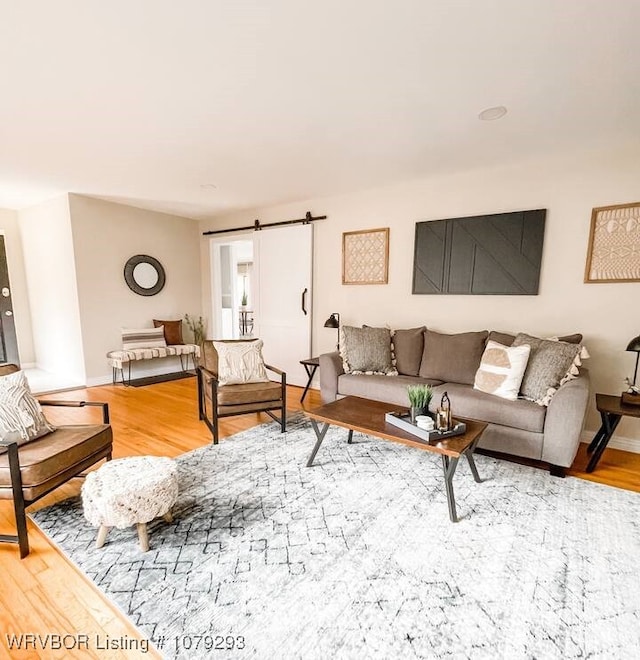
[407,384,434,423]
[184,314,206,347]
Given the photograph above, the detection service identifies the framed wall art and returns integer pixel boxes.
[412,209,546,295]
[342,228,389,285]
[585,202,640,283]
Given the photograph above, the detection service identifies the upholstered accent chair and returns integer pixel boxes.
[0,364,112,558]
[197,340,286,444]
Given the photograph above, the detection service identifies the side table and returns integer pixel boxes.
[586,393,640,472]
[299,357,320,403]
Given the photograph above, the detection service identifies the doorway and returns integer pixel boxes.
[210,236,254,340]
[209,224,313,387]
[0,235,20,365]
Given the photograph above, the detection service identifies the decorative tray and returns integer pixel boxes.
[385,411,466,443]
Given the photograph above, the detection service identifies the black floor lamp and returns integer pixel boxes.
[324,313,340,351]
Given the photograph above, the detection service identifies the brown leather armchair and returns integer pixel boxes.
[0,365,113,558]
[197,340,286,444]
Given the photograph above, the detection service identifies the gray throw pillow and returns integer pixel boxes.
[419,330,489,385]
[393,327,426,376]
[341,326,397,375]
[512,333,582,405]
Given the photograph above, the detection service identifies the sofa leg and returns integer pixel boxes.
[549,465,566,478]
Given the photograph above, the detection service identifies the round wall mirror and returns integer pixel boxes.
[124,255,166,296]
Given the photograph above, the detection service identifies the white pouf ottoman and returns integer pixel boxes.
[82,456,178,552]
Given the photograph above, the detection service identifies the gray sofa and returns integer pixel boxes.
[319,328,590,474]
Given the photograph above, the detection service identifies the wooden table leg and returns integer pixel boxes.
[137,522,150,552]
[96,525,109,549]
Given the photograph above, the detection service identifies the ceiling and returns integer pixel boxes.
[1,1,639,220]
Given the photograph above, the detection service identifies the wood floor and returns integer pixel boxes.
[0,378,639,658]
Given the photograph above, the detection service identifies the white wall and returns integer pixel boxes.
[19,195,85,383]
[68,195,202,384]
[0,207,35,364]
[200,144,640,447]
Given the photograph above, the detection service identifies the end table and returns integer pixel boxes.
[299,357,320,403]
[586,393,640,472]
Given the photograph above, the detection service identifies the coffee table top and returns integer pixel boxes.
[306,396,487,458]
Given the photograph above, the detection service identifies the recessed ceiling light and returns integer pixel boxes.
[200,183,217,190]
[478,106,508,121]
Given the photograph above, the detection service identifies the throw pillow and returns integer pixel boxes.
[488,331,516,347]
[341,326,397,375]
[212,339,270,386]
[153,319,184,345]
[474,340,531,401]
[512,332,585,405]
[392,327,426,377]
[121,327,167,350]
[0,370,55,450]
[487,331,583,347]
[419,330,489,385]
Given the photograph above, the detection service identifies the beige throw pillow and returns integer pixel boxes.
[474,340,531,401]
[212,339,270,386]
[0,370,55,449]
[122,327,167,350]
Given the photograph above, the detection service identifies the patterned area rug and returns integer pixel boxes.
[32,414,640,659]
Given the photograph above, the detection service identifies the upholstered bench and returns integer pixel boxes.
[108,324,201,385]
[107,344,200,385]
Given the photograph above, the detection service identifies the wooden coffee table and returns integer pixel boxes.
[305,396,487,522]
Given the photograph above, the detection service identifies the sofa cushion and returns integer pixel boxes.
[430,383,546,433]
[153,319,184,345]
[512,333,583,405]
[217,381,282,406]
[341,326,397,375]
[474,340,531,401]
[393,327,425,377]
[488,331,516,346]
[419,330,488,385]
[339,373,443,408]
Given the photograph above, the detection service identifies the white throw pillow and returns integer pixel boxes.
[0,370,55,448]
[212,339,270,386]
[121,327,167,350]
[474,340,531,401]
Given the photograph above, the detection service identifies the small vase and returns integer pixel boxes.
[410,406,427,424]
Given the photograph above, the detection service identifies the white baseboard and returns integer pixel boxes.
[20,362,36,369]
[86,375,114,387]
[580,430,640,454]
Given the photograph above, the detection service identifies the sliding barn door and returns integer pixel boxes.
[254,224,313,387]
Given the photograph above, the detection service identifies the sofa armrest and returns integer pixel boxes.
[319,352,344,403]
[542,368,590,468]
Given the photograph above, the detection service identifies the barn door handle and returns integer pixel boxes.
[301,288,308,315]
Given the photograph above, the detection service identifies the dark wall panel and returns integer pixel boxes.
[412,209,546,295]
